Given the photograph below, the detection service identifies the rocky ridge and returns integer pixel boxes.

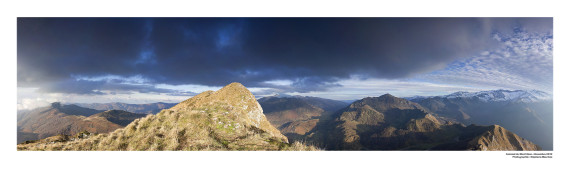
[18,83,316,151]
[309,94,541,150]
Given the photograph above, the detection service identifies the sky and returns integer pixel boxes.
[17,18,553,110]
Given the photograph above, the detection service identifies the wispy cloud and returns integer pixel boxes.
[421,30,553,93]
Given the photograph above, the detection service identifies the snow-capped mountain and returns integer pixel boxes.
[408,89,552,103]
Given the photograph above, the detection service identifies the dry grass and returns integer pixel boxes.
[282,141,321,151]
[18,83,320,151]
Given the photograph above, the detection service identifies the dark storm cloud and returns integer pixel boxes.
[37,80,107,95]
[17,18,552,94]
[18,18,149,87]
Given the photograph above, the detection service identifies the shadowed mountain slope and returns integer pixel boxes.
[409,90,553,150]
[17,103,147,144]
[308,94,540,150]
[258,96,347,142]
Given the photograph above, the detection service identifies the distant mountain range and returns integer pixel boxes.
[245,89,545,150]
[406,89,551,103]
[75,102,177,114]
[18,87,548,151]
[17,102,147,144]
[407,89,553,150]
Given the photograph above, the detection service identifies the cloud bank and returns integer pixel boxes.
[17,18,553,108]
[18,18,552,94]
[422,29,553,93]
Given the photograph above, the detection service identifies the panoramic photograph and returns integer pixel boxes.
[16,17,553,151]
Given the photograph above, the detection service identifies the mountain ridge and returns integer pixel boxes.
[306,94,541,150]
[17,104,146,144]
[408,90,553,150]
[75,102,177,114]
[18,82,317,151]
[407,89,552,103]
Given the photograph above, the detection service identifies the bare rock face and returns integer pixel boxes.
[468,125,541,151]
[18,82,296,151]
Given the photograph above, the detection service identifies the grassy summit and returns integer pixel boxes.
[18,82,318,151]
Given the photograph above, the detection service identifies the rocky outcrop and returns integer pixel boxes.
[468,125,541,151]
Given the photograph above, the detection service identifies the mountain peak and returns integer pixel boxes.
[216,82,255,100]
[472,124,541,151]
[354,94,426,113]
[379,93,396,99]
[361,94,398,103]
[407,89,552,103]
[46,103,103,117]
[324,93,541,150]
[443,89,552,103]
[170,82,259,114]
[51,102,61,108]
[219,82,247,92]
[168,82,267,128]
[18,82,303,150]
